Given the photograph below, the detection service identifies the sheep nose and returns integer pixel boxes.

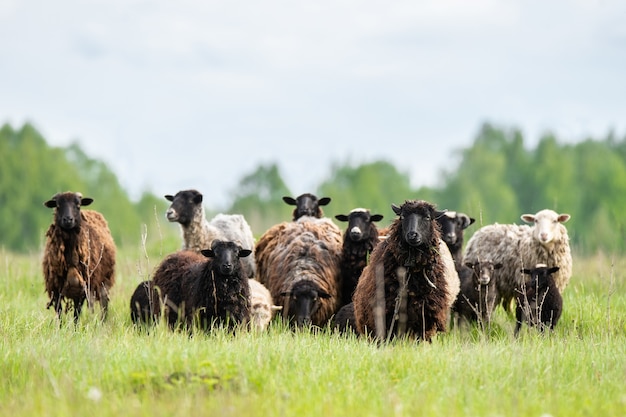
[166,208,176,220]
[406,231,419,244]
[61,216,75,228]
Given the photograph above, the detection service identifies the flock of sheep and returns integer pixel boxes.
[41,189,572,340]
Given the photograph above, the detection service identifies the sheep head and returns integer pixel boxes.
[44,191,93,231]
[335,208,384,243]
[391,200,445,248]
[201,240,252,276]
[165,189,203,226]
[283,193,331,220]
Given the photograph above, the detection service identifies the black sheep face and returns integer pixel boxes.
[465,260,503,286]
[437,212,475,247]
[391,200,445,248]
[44,192,93,231]
[280,280,331,327]
[283,193,331,220]
[201,240,252,276]
[335,209,384,243]
[522,265,560,288]
[164,189,203,226]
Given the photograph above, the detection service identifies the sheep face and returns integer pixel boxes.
[391,200,444,248]
[280,280,331,327]
[437,211,475,247]
[44,192,93,231]
[283,193,331,220]
[200,240,252,276]
[521,265,560,287]
[335,209,384,243]
[165,189,203,226]
[521,209,570,247]
[465,260,503,286]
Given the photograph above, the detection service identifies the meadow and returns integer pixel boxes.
[1,247,625,417]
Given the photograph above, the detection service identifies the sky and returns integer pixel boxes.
[1,0,625,209]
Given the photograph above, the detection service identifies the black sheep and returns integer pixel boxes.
[436,211,475,268]
[515,264,563,337]
[282,193,331,220]
[152,241,252,331]
[130,280,161,325]
[335,208,384,307]
[452,260,502,328]
[352,200,450,342]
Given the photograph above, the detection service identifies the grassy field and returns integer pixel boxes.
[1,248,625,417]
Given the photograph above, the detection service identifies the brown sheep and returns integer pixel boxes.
[42,192,116,322]
[255,216,343,327]
[352,200,450,342]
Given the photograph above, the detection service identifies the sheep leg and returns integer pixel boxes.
[98,283,109,321]
[73,298,85,323]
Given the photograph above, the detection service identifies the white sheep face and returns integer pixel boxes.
[521,209,571,246]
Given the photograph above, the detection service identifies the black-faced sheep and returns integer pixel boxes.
[282,193,331,220]
[42,192,116,322]
[255,216,343,328]
[463,209,572,311]
[514,264,563,336]
[437,211,475,267]
[165,189,256,278]
[352,200,452,342]
[152,241,252,331]
[130,280,161,325]
[335,208,384,307]
[452,260,502,328]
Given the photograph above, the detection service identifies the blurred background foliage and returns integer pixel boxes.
[2,121,625,255]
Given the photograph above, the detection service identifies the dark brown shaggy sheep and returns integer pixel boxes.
[130,280,161,325]
[152,241,252,331]
[515,264,563,337]
[452,260,502,328]
[352,200,450,342]
[282,193,331,220]
[335,208,384,307]
[255,216,343,327]
[42,192,116,322]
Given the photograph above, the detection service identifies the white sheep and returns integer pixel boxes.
[248,278,281,332]
[463,209,572,311]
[165,189,256,278]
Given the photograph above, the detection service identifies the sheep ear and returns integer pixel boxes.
[318,197,331,206]
[44,198,58,208]
[318,291,332,299]
[81,198,93,206]
[164,195,174,202]
[283,196,297,206]
[459,214,475,228]
[193,193,203,204]
[200,249,215,258]
[494,263,503,270]
[370,214,384,222]
[335,214,349,222]
[239,249,252,258]
[557,214,571,223]
[521,214,535,223]
[391,204,402,216]
[521,269,531,275]
[434,210,447,220]
[548,266,560,274]
[464,262,475,269]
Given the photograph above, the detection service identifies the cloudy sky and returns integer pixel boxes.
[1,0,625,208]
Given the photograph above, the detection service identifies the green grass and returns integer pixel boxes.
[1,249,625,416]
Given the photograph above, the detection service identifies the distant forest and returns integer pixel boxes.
[2,121,625,254]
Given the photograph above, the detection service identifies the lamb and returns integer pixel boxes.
[151,241,252,331]
[335,208,384,307]
[165,189,256,278]
[352,200,453,342]
[130,280,160,325]
[282,193,331,220]
[333,302,357,334]
[437,211,475,267]
[248,278,281,332]
[255,216,343,327]
[463,209,572,311]
[42,192,116,322]
[452,260,503,328]
[514,264,563,336]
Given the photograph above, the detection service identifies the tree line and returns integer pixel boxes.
[2,121,625,254]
